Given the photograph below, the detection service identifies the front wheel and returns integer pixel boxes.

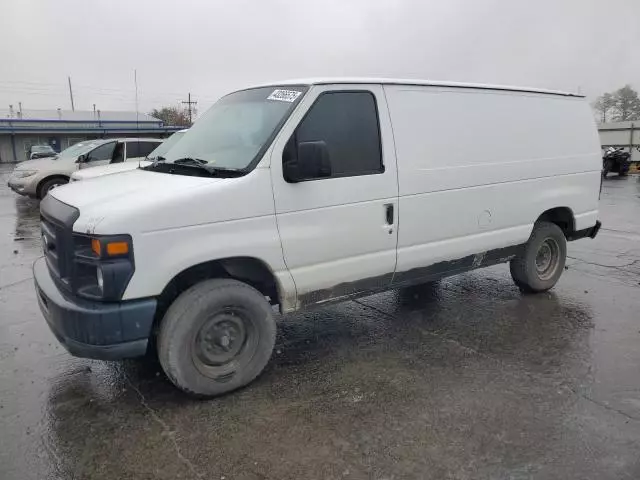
[157,279,276,397]
[38,177,68,199]
[510,221,567,293]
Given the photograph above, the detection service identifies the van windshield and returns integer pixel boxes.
[160,86,306,171]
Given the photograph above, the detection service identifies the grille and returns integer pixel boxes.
[41,213,73,291]
[39,194,81,293]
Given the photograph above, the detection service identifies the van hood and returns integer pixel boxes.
[49,167,270,235]
[52,168,217,211]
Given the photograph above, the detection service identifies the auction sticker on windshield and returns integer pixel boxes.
[267,89,302,102]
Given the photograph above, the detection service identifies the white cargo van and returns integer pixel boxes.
[34,79,601,396]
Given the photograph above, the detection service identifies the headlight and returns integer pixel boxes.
[96,267,104,291]
[72,234,134,301]
[13,170,36,178]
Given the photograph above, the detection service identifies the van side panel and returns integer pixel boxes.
[384,85,601,278]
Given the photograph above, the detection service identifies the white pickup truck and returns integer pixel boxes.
[34,78,601,396]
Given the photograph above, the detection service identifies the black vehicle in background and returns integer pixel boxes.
[28,145,57,160]
[602,147,631,177]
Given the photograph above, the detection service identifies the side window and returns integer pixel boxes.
[284,91,383,181]
[139,141,161,157]
[126,142,140,158]
[86,142,116,162]
[127,141,160,158]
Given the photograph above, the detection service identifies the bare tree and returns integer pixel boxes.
[149,106,192,127]
[592,92,616,123]
[612,85,640,122]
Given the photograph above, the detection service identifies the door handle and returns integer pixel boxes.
[385,203,394,225]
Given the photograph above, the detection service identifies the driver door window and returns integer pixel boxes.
[284,91,383,181]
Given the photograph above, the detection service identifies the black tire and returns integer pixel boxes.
[602,159,613,178]
[510,221,567,293]
[38,177,68,199]
[157,279,276,397]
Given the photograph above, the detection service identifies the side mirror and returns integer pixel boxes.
[76,154,87,163]
[283,141,331,183]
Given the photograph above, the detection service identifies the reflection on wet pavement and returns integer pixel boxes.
[1,164,640,479]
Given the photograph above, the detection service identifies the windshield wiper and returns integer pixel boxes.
[143,159,245,177]
[173,157,208,166]
[169,158,245,176]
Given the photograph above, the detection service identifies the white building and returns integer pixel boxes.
[598,121,640,163]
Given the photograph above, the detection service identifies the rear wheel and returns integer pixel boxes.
[602,159,612,178]
[157,279,276,397]
[510,221,567,293]
[38,177,68,199]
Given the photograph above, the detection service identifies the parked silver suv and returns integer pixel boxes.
[8,137,162,199]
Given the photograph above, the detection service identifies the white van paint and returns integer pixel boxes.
[383,84,601,276]
[49,78,600,310]
[35,79,601,395]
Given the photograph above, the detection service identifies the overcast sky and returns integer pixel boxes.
[1,0,639,116]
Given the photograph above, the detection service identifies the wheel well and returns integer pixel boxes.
[37,175,69,198]
[537,207,575,236]
[153,257,280,330]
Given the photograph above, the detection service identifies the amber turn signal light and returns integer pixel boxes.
[91,238,101,256]
[106,241,129,256]
[91,239,129,257]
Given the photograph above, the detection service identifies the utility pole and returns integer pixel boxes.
[134,69,139,129]
[182,93,197,125]
[68,76,75,111]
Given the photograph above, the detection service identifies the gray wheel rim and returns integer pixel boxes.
[191,307,257,381]
[535,238,560,281]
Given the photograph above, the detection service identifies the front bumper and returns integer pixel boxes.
[33,257,157,360]
[8,175,38,197]
[8,178,29,196]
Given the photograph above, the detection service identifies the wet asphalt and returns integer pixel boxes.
[1,164,639,480]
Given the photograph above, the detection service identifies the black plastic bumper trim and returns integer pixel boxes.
[568,220,601,241]
[33,257,156,360]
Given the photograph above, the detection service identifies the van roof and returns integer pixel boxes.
[252,78,583,98]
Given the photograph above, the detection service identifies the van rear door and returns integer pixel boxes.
[270,84,399,307]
